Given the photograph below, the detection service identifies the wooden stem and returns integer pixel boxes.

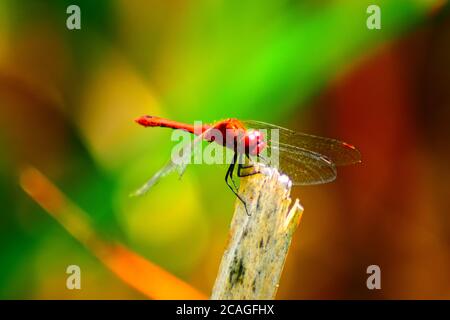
[211,166,303,300]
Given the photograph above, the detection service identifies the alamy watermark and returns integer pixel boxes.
[366,264,381,290]
[66,265,81,290]
[168,121,280,169]
[367,5,381,30]
[66,5,81,30]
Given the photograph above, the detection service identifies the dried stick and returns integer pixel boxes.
[211,167,303,299]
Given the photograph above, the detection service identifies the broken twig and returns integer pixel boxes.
[211,166,303,299]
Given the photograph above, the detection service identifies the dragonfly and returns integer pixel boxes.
[133,115,361,213]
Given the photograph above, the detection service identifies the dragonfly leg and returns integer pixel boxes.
[229,153,240,190]
[238,154,254,169]
[257,154,270,166]
[225,153,249,215]
[237,155,261,178]
[237,164,261,177]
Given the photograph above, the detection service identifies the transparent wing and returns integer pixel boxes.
[243,120,361,166]
[130,159,178,197]
[260,144,337,185]
[131,126,213,196]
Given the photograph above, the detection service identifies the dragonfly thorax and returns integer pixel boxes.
[210,120,267,156]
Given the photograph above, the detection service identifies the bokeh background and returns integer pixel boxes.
[1,0,450,299]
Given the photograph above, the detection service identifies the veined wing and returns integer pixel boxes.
[259,143,337,185]
[243,120,361,166]
[131,126,214,196]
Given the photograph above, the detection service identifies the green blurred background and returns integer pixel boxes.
[1,0,450,299]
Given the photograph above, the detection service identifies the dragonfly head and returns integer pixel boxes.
[244,129,267,156]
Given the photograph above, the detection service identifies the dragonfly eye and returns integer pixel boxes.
[245,130,266,155]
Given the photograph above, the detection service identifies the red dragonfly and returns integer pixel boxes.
[133,116,361,212]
